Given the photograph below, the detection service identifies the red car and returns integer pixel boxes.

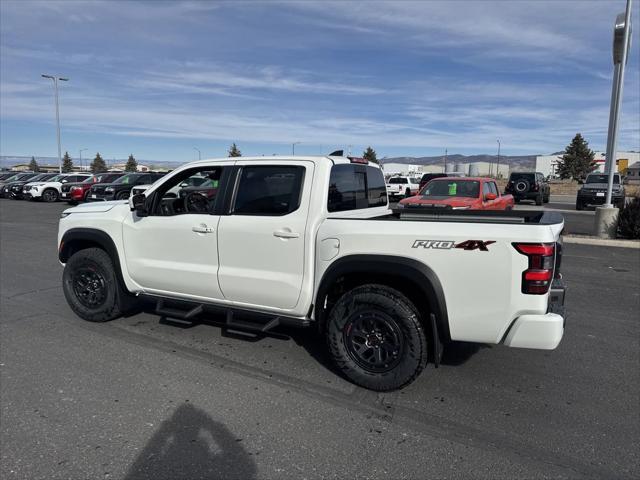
[398,177,515,210]
[60,173,125,204]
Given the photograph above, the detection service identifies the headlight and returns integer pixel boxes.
[396,203,405,208]
[452,206,471,210]
[105,187,114,192]
[60,212,71,218]
[70,186,81,192]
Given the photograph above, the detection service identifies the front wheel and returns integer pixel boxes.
[62,247,136,322]
[325,284,428,391]
[116,190,130,200]
[42,188,59,202]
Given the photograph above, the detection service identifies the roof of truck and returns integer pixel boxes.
[182,155,382,169]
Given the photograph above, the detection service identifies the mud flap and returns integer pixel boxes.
[430,313,443,367]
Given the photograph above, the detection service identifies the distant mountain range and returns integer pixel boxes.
[2,153,538,170]
[0,156,180,169]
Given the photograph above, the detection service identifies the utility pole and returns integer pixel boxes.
[496,140,501,178]
[41,74,68,173]
[443,148,448,173]
[193,147,201,160]
[292,142,301,155]
[79,148,87,171]
[596,0,633,238]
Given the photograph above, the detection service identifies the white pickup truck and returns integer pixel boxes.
[58,155,566,390]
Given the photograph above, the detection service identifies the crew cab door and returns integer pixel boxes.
[122,163,233,300]
[217,161,313,311]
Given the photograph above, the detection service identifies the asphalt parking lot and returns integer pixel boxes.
[1,199,638,479]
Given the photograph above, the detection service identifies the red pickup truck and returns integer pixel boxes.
[398,177,515,210]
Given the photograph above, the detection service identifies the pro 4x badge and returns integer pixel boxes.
[413,240,496,251]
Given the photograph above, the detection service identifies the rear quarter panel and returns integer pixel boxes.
[316,218,559,344]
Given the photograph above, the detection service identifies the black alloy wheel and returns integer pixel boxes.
[343,311,404,373]
[71,266,108,309]
[42,188,59,202]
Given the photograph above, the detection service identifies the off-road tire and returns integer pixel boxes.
[325,284,428,391]
[535,194,543,206]
[62,247,136,322]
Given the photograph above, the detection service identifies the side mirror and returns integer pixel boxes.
[129,193,148,217]
[180,182,189,188]
[485,193,497,200]
[578,179,584,184]
[61,179,68,183]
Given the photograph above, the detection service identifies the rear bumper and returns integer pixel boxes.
[504,280,566,350]
[503,313,564,349]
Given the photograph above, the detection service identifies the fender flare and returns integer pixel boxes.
[59,228,128,292]
[315,254,450,341]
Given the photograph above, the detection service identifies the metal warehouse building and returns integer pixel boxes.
[536,151,639,178]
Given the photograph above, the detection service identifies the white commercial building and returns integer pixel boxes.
[380,162,422,176]
[536,151,639,177]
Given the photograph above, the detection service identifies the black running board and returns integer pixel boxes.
[155,299,203,321]
[224,310,281,334]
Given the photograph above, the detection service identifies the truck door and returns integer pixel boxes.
[217,162,313,311]
[122,164,233,300]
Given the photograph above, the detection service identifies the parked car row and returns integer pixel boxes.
[0,171,168,204]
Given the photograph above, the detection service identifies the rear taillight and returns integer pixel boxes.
[513,243,555,294]
[533,184,539,191]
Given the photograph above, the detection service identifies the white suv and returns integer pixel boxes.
[386,176,420,199]
[23,173,92,202]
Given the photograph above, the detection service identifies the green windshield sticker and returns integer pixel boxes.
[448,183,457,195]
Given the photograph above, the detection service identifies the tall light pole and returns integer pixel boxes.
[596,0,633,238]
[193,147,201,160]
[79,148,88,171]
[496,140,501,178]
[292,142,301,155]
[42,74,68,173]
[443,148,448,173]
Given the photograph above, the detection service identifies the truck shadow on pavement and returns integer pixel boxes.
[124,403,257,480]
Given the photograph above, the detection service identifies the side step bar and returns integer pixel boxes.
[153,298,288,334]
[155,299,203,321]
[224,310,280,333]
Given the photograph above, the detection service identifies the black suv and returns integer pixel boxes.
[87,172,166,201]
[505,172,550,205]
[418,173,449,192]
[576,173,625,210]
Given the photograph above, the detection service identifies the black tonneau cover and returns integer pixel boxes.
[386,207,564,225]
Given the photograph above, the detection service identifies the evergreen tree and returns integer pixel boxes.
[90,152,107,173]
[556,133,597,181]
[61,151,74,172]
[125,154,138,172]
[363,146,378,163]
[28,156,39,172]
[228,143,242,157]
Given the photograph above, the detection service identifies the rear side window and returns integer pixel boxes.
[489,182,498,195]
[389,177,408,184]
[234,165,305,216]
[328,164,387,212]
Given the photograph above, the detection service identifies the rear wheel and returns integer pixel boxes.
[42,188,59,202]
[62,247,137,322]
[325,284,428,391]
[535,194,543,206]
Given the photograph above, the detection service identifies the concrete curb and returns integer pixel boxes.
[563,235,640,249]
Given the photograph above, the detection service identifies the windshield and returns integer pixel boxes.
[586,174,620,184]
[113,174,141,185]
[422,180,480,198]
[46,174,65,182]
[389,178,408,184]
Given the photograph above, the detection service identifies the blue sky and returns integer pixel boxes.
[1,0,639,162]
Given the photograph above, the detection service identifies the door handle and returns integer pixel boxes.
[192,224,214,234]
[273,230,300,239]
